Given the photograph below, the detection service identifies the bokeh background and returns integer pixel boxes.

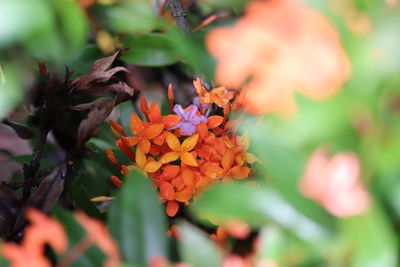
[1,0,400,266]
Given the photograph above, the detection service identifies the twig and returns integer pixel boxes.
[57,236,92,267]
[167,0,191,32]
[22,123,49,201]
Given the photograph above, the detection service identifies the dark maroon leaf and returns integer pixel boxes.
[3,119,34,139]
[0,185,22,239]
[26,165,65,213]
[38,60,50,79]
[73,97,116,149]
[71,49,135,96]
[13,165,66,235]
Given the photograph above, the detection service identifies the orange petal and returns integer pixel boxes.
[149,145,162,156]
[160,151,180,163]
[143,124,164,140]
[244,152,259,164]
[235,153,245,166]
[168,84,175,102]
[231,166,251,179]
[196,175,211,190]
[214,138,227,155]
[135,148,147,169]
[166,200,179,217]
[166,132,181,151]
[161,165,180,180]
[181,134,199,152]
[125,136,139,146]
[180,151,198,167]
[90,196,114,202]
[111,176,123,187]
[105,148,118,165]
[110,120,126,136]
[213,96,227,107]
[182,168,196,188]
[140,96,149,115]
[172,175,185,191]
[197,122,209,139]
[197,144,213,160]
[138,139,151,154]
[207,116,224,129]
[175,187,193,203]
[148,102,162,123]
[193,77,205,95]
[130,113,144,135]
[161,115,181,128]
[239,133,250,150]
[145,161,163,173]
[203,164,225,179]
[159,181,175,201]
[222,149,235,170]
[153,131,166,146]
[118,137,135,162]
[110,125,122,138]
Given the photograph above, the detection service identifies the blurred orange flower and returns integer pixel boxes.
[206,0,350,115]
[75,212,120,267]
[300,147,371,217]
[2,209,67,267]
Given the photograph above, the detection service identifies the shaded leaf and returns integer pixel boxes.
[108,169,168,265]
[69,185,104,220]
[0,185,22,239]
[73,97,116,149]
[191,183,330,245]
[3,119,34,139]
[0,64,23,121]
[178,222,223,267]
[71,49,135,96]
[122,34,178,67]
[12,164,65,238]
[26,165,65,213]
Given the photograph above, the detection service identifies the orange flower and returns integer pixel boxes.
[75,212,120,267]
[160,133,199,167]
[206,0,350,115]
[193,77,234,108]
[2,209,67,267]
[300,147,370,217]
[134,148,163,173]
[126,112,164,153]
[105,91,257,217]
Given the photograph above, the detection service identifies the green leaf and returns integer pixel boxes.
[169,30,216,79]
[69,185,104,220]
[197,0,249,13]
[25,0,88,63]
[108,170,168,265]
[241,117,335,229]
[0,65,23,121]
[191,183,330,245]
[103,0,159,34]
[0,253,9,266]
[53,207,107,267]
[0,0,52,47]
[339,205,397,267]
[122,34,178,67]
[178,222,223,267]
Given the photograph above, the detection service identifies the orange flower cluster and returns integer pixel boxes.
[1,209,120,267]
[206,0,350,115]
[106,80,257,217]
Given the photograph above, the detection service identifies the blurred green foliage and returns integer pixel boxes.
[1,0,400,266]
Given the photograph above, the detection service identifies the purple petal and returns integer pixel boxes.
[173,104,185,117]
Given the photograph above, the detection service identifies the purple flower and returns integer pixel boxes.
[170,104,207,135]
